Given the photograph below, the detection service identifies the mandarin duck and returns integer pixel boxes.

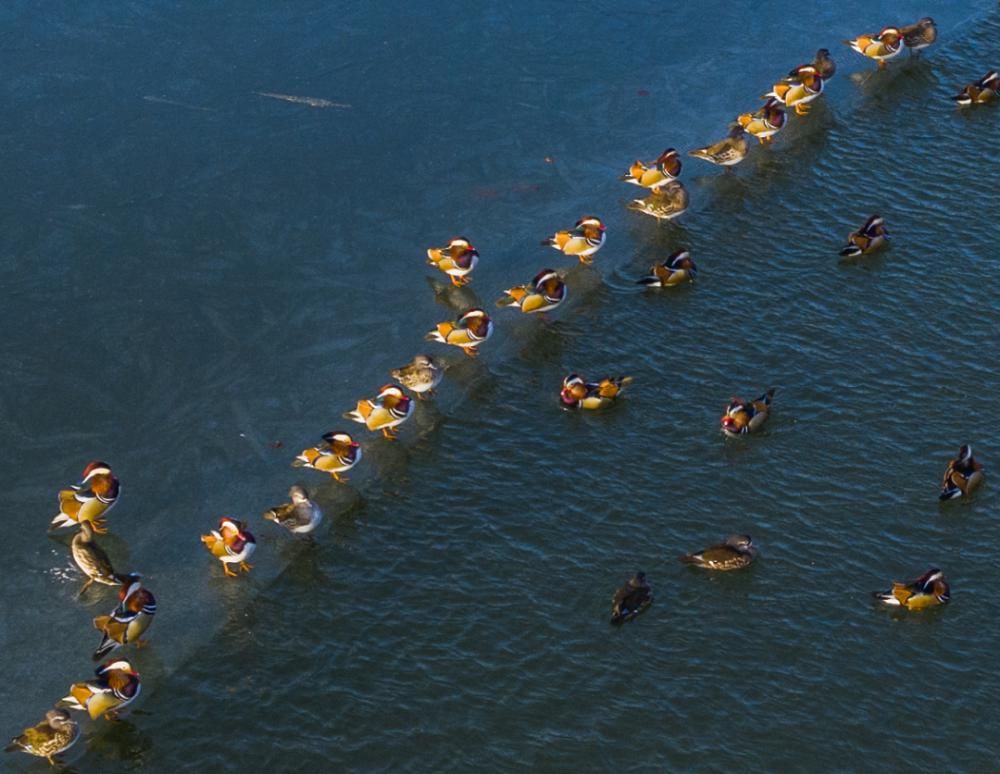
[901,17,937,54]
[940,445,985,501]
[786,48,836,81]
[839,215,889,257]
[764,65,824,116]
[293,431,361,481]
[426,237,479,287]
[952,71,1000,106]
[680,534,757,570]
[346,384,414,439]
[637,249,697,287]
[201,517,256,577]
[71,521,119,595]
[541,216,606,264]
[5,708,80,766]
[619,148,682,190]
[60,660,141,721]
[688,124,749,167]
[627,181,688,221]
[874,568,950,610]
[737,98,786,145]
[496,269,567,314]
[50,461,120,534]
[391,354,443,397]
[560,374,632,411]
[92,573,156,660]
[844,27,904,69]
[721,388,775,437]
[610,572,652,625]
[425,308,494,357]
[264,485,323,535]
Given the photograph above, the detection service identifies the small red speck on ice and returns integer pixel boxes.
[638,89,650,97]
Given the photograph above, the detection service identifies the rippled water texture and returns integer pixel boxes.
[2,1,998,770]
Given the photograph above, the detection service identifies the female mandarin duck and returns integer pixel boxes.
[721,388,775,437]
[627,181,688,222]
[680,534,757,571]
[844,27,904,69]
[764,65,824,116]
[688,124,749,168]
[5,708,80,766]
[293,431,361,481]
[610,572,652,625]
[201,517,256,577]
[786,48,836,81]
[391,354,443,397]
[426,308,494,357]
[560,373,632,410]
[426,237,479,287]
[541,216,606,264]
[71,521,119,595]
[51,460,120,534]
[839,215,889,257]
[901,17,937,55]
[874,569,950,609]
[265,485,323,535]
[940,444,985,501]
[737,99,786,145]
[60,660,140,721]
[496,269,567,314]
[637,249,697,287]
[92,573,156,660]
[346,384,414,439]
[953,71,1000,106]
[619,148,682,190]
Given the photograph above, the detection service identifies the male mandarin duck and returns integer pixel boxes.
[953,71,1000,106]
[201,517,256,577]
[50,460,120,533]
[786,48,836,81]
[346,384,414,439]
[560,373,632,410]
[764,65,824,116]
[610,572,652,625]
[426,237,479,287]
[721,388,775,437]
[92,573,156,660]
[844,27,904,69]
[627,181,688,222]
[940,444,985,501]
[425,308,494,357]
[736,98,786,145]
[71,521,119,595]
[901,17,937,54]
[264,485,323,535]
[680,534,757,571]
[839,215,889,257]
[688,124,749,167]
[293,431,361,481]
[619,148,682,190]
[637,249,697,287]
[541,216,606,264]
[391,354,443,397]
[496,269,567,314]
[5,708,80,766]
[60,660,141,721]
[874,568,950,610]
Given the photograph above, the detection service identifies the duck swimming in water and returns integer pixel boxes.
[541,216,606,264]
[680,534,757,571]
[391,354,443,397]
[560,374,632,410]
[619,148,682,190]
[636,249,697,287]
[721,389,775,437]
[426,237,479,287]
[293,431,361,481]
[610,572,652,625]
[496,269,567,314]
[5,708,80,766]
[952,71,1000,106]
[844,27,904,69]
[839,215,889,258]
[874,568,950,610]
[265,485,324,535]
[939,445,985,501]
